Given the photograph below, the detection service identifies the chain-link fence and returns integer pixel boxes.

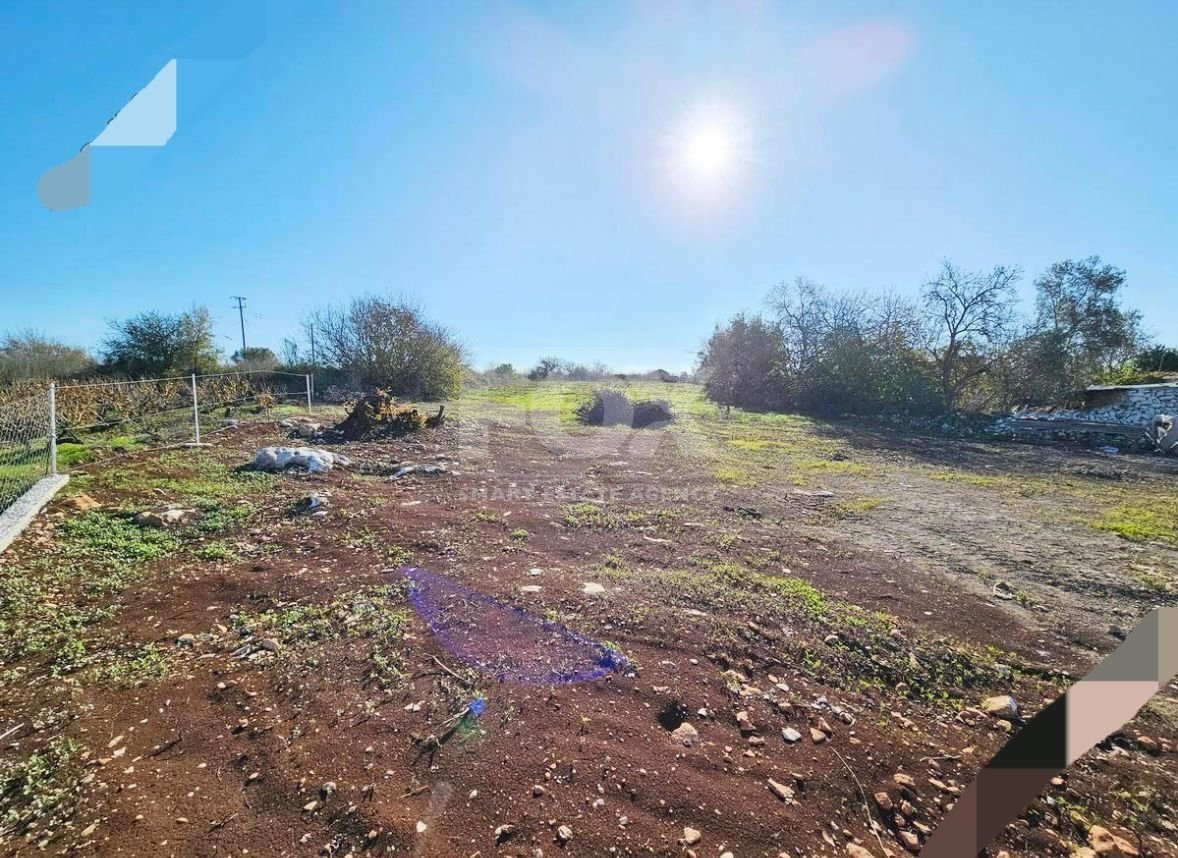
[0,371,314,521]
[0,388,53,517]
[54,371,312,447]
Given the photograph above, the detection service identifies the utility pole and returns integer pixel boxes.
[231,296,247,353]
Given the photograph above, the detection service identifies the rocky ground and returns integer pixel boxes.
[0,385,1175,857]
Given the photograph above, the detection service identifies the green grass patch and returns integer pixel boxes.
[828,497,885,518]
[713,466,751,485]
[509,528,529,542]
[92,643,173,684]
[59,512,181,568]
[0,737,85,838]
[195,541,237,562]
[1087,505,1177,543]
[562,502,620,529]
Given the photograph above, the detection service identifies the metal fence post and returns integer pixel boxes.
[48,382,58,476]
[305,374,313,413]
[191,373,201,444]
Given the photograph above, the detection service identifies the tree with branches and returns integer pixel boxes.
[921,261,1021,411]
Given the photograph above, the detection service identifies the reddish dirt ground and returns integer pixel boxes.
[1,414,1175,858]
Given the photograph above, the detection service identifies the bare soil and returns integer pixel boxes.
[1,397,1176,858]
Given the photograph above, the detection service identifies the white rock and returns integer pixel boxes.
[251,446,350,474]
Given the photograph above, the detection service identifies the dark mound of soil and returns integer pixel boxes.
[577,389,674,429]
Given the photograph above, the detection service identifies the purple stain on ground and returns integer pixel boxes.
[401,566,628,685]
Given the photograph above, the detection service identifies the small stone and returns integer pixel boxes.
[893,773,917,791]
[556,825,573,844]
[259,638,281,652]
[980,695,1018,719]
[416,821,428,834]
[68,494,102,512]
[874,791,894,813]
[846,845,875,858]
[303,800,319,812]
[581,582,606,595]
[671,722,700,747]
[898,830,920,852]
[735,710,756,734]
[532,784,547,797]
[682,827,702,846]
[810,727,828,744]
[177,634,196,647]
[494,824,515,843]
[136,508,195,528]
[1136,735,1159,754]
[1088,825,1140,857]
[767,778,794,803]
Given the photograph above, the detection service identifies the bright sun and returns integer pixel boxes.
[662,101,750,205]
[681,122,736,180]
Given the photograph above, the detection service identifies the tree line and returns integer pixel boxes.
[0,296,467,401]
[699,256,1175,416]
[3,260,1174,414]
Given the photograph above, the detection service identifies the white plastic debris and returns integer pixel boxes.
[251,446,351,474]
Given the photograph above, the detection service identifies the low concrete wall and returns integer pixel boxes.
[0,474,68,554]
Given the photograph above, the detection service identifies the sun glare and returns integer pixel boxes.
[660,100,752,209]
[682,122,736,180]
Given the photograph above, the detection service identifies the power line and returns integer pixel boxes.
[231,296,247,352]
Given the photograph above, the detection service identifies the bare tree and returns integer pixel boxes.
[921,261,1021,411]
[309,296,465,399]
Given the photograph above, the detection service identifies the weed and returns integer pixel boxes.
[59,512,180,568]
[190,500,253,533]
[94,644,172,684]
[385,544,414,566]
[0,737,84,837]
[562,502,619,529]
[195,541,237,562]
[509,528,529,542]
[232,586,412,688]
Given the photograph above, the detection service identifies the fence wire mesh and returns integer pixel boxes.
[0,390,51,516]
[0,371,313,514]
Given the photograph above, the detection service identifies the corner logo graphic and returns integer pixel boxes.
[37,60,178,211]
[925,607,1177,857]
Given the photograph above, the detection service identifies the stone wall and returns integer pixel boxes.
[1015,384,1178,427]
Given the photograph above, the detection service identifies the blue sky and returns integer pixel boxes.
[2,1,1175,373]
